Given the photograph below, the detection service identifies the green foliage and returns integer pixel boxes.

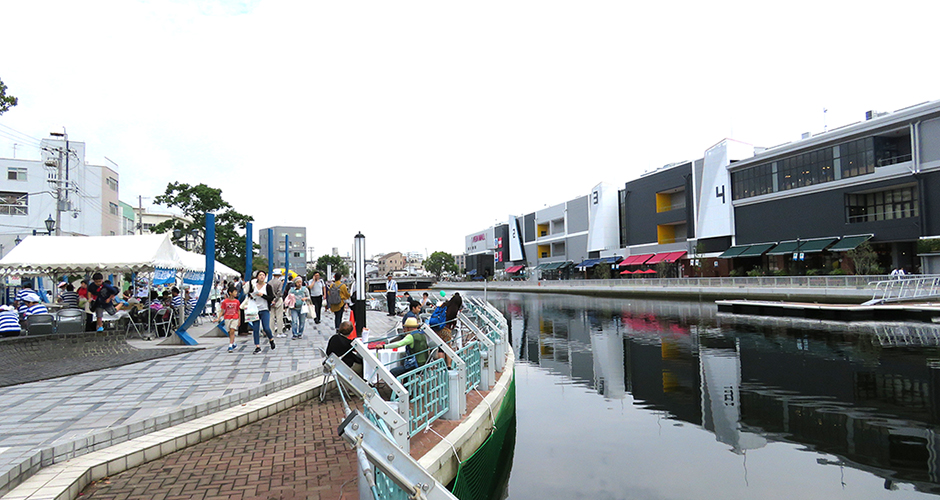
[0,78,17,115]
[151,182,254,273]
[729,269,742,277]
[772,269,787,276]
[594,263,611,279]
[829,268,846,275]
[315,254,349,279]
[918,238,940,255]
[746,266,764,277]
[425,251,458,279]
[806,268,821,276]
[847,241,882,275]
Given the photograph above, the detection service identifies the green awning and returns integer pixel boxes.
[542,261,565,270]
[766,240,800,255]
[560,261,575,269]
[535,263,550,270]
[828,234,874,252]
[798,237,838,253]
[736,243,776,258]
[718,246,749,258]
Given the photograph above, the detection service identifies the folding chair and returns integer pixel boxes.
[56,308,85,334]
[26,314,56,335]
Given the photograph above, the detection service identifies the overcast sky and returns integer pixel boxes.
[1,0,939,258]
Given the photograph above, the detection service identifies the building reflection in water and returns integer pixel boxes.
[496,293,940,495]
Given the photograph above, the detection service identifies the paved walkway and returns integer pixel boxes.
[0,310,401,496]
[78,392,360,500]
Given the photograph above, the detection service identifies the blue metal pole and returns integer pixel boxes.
[283,234,289,295]
[175,212,215,345]
[267,228,274,279]
[245,222,253,280]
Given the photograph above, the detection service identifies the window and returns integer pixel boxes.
[106,177,118,191]
[109,202,119,216]
[0,191,27,215]
[143,223,154,231]
[7,168,26,181]
[845,185,918,223]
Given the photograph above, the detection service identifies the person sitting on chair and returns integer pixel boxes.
[326,321,362,369]
[377,317,428,378]
[0,305,21,337]
[21,292,48,318]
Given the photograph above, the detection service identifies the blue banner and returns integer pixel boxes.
[154,268,177,285]
[183,271,205,285]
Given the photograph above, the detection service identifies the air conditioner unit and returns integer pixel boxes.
[44,158,58,167]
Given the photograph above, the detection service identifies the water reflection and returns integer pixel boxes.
[491,292,940,499]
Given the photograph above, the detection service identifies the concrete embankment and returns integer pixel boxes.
[434,280,874,303]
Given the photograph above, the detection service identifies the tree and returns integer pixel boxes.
[315,254,348,279]
[425,251,457,279]
[847,241,882,275]
[0,78,18,115]
[151,182,254,273]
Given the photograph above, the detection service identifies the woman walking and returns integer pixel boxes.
[244,270,276,354]
[288,277,311,339]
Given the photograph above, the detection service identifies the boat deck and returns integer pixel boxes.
[716,299,940,322]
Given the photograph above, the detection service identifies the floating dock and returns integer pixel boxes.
[716,299,940,322]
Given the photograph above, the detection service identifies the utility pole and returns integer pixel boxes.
[136,195,151,234]
[49,129,67,236]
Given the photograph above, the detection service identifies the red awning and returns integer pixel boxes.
[645,253,669,265]
[619,269,635,275]
[505,265,525,273]
[619,254,655,266]
[661,251,687,263]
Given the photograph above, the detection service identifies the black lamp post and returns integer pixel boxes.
[44,214,55,235]
[14,235,21,245]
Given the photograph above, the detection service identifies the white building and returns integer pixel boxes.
[0,138,118,256]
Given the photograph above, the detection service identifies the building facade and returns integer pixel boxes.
[378,252,404,276]
[0,138,116,250]
[259,226,307,273]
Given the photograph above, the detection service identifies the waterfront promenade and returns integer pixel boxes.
[0,311,402,498]
[436,275,887,302]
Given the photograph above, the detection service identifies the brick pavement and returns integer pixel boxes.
[0,310,402,496]
[0,330,199,388]
[79,393,362,500]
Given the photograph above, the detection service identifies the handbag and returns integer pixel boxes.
[300,303,309,315]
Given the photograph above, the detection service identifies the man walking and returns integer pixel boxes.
[327,273,350,332]
[385,273,398,316]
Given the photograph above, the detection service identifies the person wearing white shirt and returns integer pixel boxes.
[308,272,325,324]
[385,274,398,317]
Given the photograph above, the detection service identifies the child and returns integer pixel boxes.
[218,285,241,352]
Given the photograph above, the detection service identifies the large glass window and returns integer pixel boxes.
[840,138,875,179]
[0,191,28,215]
[845,185,918,223]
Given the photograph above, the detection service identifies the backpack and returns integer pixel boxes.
[428,305,448,330]
[326,283,342,306]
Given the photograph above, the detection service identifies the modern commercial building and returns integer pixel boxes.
[463,98,940,278]
[259,226,307,273]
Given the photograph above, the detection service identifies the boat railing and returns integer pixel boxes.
[456,341,482,394]
[327,298,508,498]
[867,276,940,304]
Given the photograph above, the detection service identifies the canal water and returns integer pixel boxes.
[481,292,940,500]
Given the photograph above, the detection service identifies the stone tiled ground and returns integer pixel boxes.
[79,393,361,500]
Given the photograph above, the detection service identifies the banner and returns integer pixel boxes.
[183,270,205,285]
[153,268,177,285]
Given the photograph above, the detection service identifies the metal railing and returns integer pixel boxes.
[456,341,481,394]
[877,153,913,167]
[868,276,940,304]
[477,275,922,289]
[396,357,450,437]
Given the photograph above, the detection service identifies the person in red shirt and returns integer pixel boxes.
[218,286,241,352]
[77,280,88,299]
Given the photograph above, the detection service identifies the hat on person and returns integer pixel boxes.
[403,317,419,328]
[57,282,68,288]
[0,305,13,312]
[272,268,283,276]
[22,292,41,303]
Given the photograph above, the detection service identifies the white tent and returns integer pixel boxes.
[175,247,241,278]
[0,234,185,275]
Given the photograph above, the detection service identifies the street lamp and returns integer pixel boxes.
[44,214,55,235]
[14,236,21,245]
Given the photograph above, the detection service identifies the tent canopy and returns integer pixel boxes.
[0,234,239,278]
